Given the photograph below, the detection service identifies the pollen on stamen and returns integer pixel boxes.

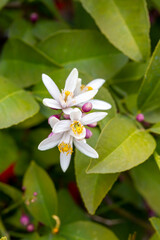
[70,121,84,135]
[58,142,73,155]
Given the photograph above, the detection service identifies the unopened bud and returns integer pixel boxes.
[63,114,70,119]
[20,214,30,226]
[87,122,97,128]
[27,224,35,232]
[85,129,92,139]
[82,102,92,112]
[30,13,39,23]
[136,113,144,122]
[33,192,38,196]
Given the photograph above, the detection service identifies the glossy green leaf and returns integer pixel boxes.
[0,39,60,87]
[150,122,160,134]
[23,162,57,227]
[130,158,160,215]
[0,77,39,129]
[75,128,118,214]
[0,182,21,201]
[138,41,160,120]
[58,189,87,225]
[79,0,150,61]
[33,20,69,40]
[60,221,119,240]
[88,115,156,174]
[150,217,160,237]
[154,152,160,170]
[0,131,18,173]
[38,30,128,79]
[150,233,160,240]
[0,0,8,10]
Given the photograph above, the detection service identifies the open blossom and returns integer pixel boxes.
[42,68,98,114]
[74,77,112,110]
[38,108,107,172]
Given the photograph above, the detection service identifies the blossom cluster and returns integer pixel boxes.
[38,68,111,172]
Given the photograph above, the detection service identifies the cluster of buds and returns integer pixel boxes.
[20,214,35,232]
[38,68,112,172]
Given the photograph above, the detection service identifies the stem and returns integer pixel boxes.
[87,214,123,226]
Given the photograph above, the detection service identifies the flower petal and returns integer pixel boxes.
[38,134,62,151]
[60,152,72,172]
[43,98,61,109]
[81,112,107,125]
[74,78,82,96]
[63,107,73,115]
[87,79,105,89]
[70,108,82,121]
[90,99,112,110]
[64,68,78,92]
[48,116,59,128]
[42,74,60,101]
[72,89,98,106]
[74,139,98,158]
[53,120,71,133]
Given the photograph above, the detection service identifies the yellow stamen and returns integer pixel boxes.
[70,121,84,135]
[58,142,73,155]
[87,86,93,91]
[80,85,93,91]
[80,85,86,91]
[65,90,70,96]
[52,215,61,234]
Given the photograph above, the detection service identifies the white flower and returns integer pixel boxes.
[38,108,107,172]
[74,78,112,111]
[42,68,98,114]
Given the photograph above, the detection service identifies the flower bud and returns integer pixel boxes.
[30,13,39,23]
[63,114,70,119]
[33,192,38,196]
[20,214,30,226]
[82,102,92,112]
[48,115,60,125]
[87,122,97,128]
[27,224,35,232]
[85,129,92,139]
[136,113,144,122]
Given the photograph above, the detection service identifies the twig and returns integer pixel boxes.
[87,214,123,226]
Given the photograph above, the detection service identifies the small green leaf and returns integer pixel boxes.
[75,128,118,214]
[0,77,39,129]
[23,162,57,227]
[79,0,150,61]
[130,158,160,215]
[88,115,156,174]
[150,122,160,134]
[0,182,22,201]
[154,152,160,170]
[138,41,160,121]
[0,39,60,88]
[60,221,119,240]
[150,217,160,237]
[38,30,128,79]
[150,233,160,240]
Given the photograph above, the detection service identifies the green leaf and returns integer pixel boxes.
[150,217,160,237]
[138,40,160,121]
[33,20,69,41]
[75,127,118,214]
[130,158,160,215]
[0,39,60,88]
[38,30,128,79]
[23,162,57,227]
[150,233,160,240]
[0,131,18,173]
[150,122,160,134]
[88,115,156,174]
[79,0,150,61]
[151,0,160,12]
[58,189,87,225]
[60,221,119,240]
[154,152,160,170]
[0,77,39,129]
[0,182,22,201]
[0,0,9,10]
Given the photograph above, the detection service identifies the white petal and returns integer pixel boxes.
[81,112,107,125]
[87,79,105,90]
[42,74,60,101]
[70,127,86,140]
[60,152,72,172]
[38,134,62,151]
[90,99,112,110]
[53,120,71,133]
[74,78,82,96]
[63,107,73,115]
[48,116,59,128]
[74,139,98,158]
[43,98,62,109]
[70,108,82,121]
[72,89,98,106]
[64,68,78,92]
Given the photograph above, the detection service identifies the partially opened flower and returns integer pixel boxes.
[74,78,112,110]
[42,68,98,114]
[38,108,107,172]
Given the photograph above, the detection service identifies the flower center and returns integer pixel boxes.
[80,85,93,91]
[58,142,73,155]
[64,90,73,102]
[70,121,84,135]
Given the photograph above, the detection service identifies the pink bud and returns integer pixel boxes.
[85,129,92,139]
[63,114,70,119]
[136,113,144,122]
[30,12,39,23]
[48,115,60,125]
[82,102,92,112]
[27,224,35,232]
[22,186,26,192]
[33,192,38,196]
[87,122,97,128]
[20,214,30,226]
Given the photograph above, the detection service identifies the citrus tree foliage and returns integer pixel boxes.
[0,0,160,240]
